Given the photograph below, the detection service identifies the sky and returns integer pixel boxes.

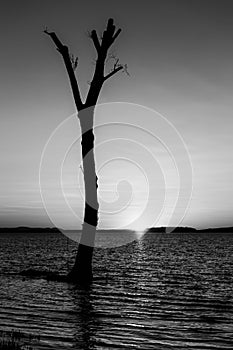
[1,0,233,230]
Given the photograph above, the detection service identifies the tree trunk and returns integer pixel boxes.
[44,19,123,285]
[67,107,99,283]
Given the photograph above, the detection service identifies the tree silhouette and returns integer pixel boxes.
[44,18,123,284]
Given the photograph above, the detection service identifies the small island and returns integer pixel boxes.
[146,226,233,234]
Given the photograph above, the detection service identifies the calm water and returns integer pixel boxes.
[0,230,233,349]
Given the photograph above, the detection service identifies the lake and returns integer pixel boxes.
[0,230,232,349]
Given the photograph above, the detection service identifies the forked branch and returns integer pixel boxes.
[86,18,123,106]
[104,54,124,80]
[44,19,126,110]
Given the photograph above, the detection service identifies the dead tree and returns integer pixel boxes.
[44,19,123,283]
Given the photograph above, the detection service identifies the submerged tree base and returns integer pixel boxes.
[66,243,94,285]
[20,268,93,285]
[20,269,68,282]
[20,243,95,285]
[19,267,110,285]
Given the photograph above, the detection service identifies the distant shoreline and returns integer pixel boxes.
[0,226,232,233]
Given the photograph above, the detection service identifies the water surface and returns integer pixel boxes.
[0,230,232,349]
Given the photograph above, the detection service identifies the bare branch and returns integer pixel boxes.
[123,64,130,76]
[113,58,119,69]
[70,54,79,71]
[105,18,115,39]
[100,18,122,50]
[44,28,83,110]
[85,18,123,106]
[104,65,124,81]
[44,29,67,53]
[112,28,122,43]
[104,53,128,81]
[90,30,101,52]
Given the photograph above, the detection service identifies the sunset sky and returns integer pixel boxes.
[1,0,233,230]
